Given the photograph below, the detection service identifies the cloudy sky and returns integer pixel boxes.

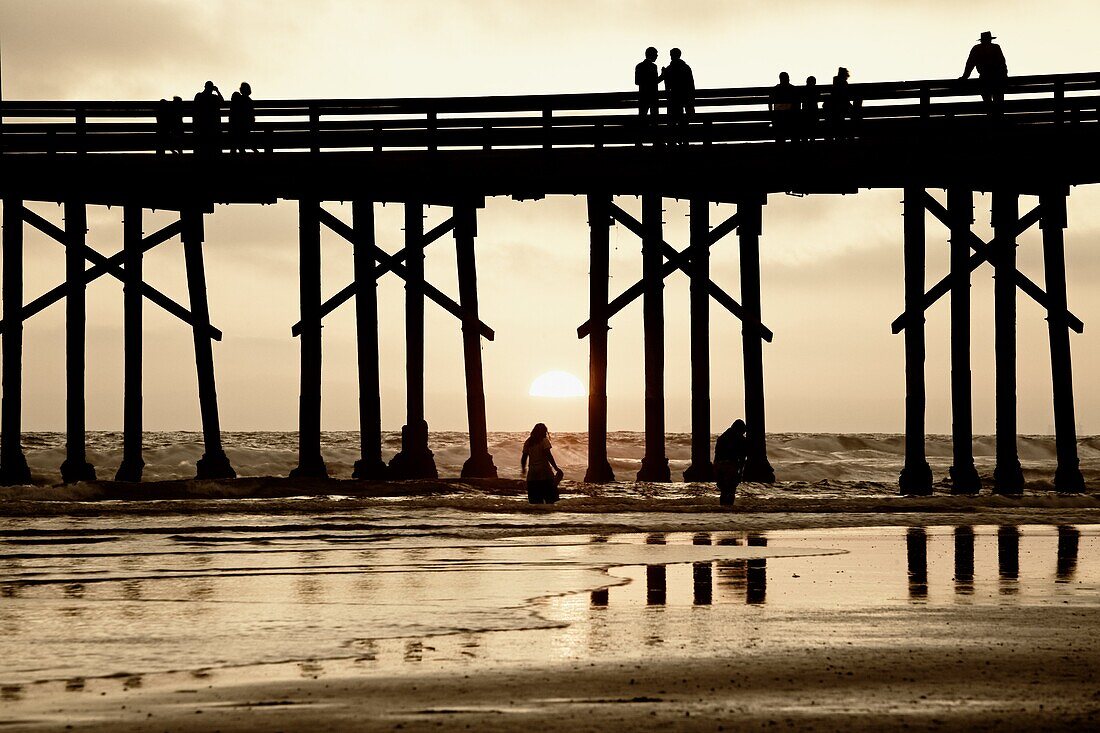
[3,0,1100,435]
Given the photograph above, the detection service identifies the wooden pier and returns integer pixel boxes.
[2,71,1099,492]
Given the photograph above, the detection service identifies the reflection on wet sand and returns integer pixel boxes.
[907,527,928,600]
[1057,525,1079,581]
[999,525,1020,596]
[954,526,975,596]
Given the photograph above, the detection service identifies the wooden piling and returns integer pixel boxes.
[947,187,981,493]
[1039,189,1085,492]
[351,200,387,480]
[181,208,235,479]
[0,200,32,485]
[455,205,497,478]
[899,187,933,495]
[683,198,714,482]
[584,194,615,483]
[290,199,328,478]
[738,196,775,483]
[992,191,1023,495]
[636,193,670,482]
[115,205,144,481]
[60,200,96,483]
[388,201,437,478]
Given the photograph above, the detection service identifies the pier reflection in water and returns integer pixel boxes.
[589,525,1090,611]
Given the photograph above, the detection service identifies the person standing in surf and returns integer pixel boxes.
[521,423,564,504]
[714,419,749,506]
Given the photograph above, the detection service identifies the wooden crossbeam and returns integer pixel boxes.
[311,208,494,340]
[891,195,1083,334]
[290,215,455,337]
[576,203,773,340]
[0,219,183,331]
[19,209,222,340]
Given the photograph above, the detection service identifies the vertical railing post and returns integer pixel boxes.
[900,187,933,495]
[290,199,328,478]
[1040,188,1085,493]
[60,200,96,483]
[684,198,713,482]
[351,200,387,480]
[947,187,981,494]
[115,205,145,481]
[992,191,1024,495]
[0,200,32,485]
[636,193,670,482]
[584,194,615,483]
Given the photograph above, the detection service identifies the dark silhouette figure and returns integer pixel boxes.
[801,76,819,141]
[662,48,695,144]
[229,82,255,155]
[635,47,663,134]
[714,419,748,505]
[770,72,799,143]
[156,98,185,154]
[962,31,1008,104]
[521,422,563,504]
[193,81,224,155]
[823,67,853,140]
[168,96,185,154]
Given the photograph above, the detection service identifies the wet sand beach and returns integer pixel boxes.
[2,502,1099,731]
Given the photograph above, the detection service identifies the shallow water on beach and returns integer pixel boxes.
[1,519,1096,688]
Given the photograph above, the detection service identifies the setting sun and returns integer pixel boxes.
[529,371,587,398]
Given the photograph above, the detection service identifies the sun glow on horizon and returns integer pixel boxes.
[529,371,586,398]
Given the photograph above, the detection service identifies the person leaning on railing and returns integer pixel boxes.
[961,31,1008,105]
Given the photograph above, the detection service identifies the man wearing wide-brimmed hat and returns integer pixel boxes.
[962,31,1008,103]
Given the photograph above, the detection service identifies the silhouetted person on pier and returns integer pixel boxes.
[229,82,255,154]
[962,31,1008,105]
[156,98,185,154]
[194,81,224,155]
[521,422,563,504]
[770,72,799,143]
[823,67,853,140]
[636,47,663,139]
[714,419,748,505]
[800,76,819,141]
[663,48,695,145]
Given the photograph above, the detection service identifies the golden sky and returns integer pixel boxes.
[3,0,1100,434]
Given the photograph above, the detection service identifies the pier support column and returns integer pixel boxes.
[1040,189,1084,493]
[388,202,437,479]
[584,194,615,483]
[948,188,981,493]
[684,198,714,482]
[115,205,145,482]
[60,201,96,483]
[738,196,775,483]
[455,205,497,478]
[636,193,670,482]
[992,191,1024,495]
[291,199,328,478]
[899,188,933,495]
[351,200,387,480]
[0,200,31,485]
[182,208,235,479]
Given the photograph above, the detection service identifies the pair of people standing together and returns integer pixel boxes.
[635,47,696,138]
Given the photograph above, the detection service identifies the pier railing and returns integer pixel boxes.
[1,72,1099,155]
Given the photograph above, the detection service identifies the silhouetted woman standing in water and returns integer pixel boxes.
[521,423,563,504]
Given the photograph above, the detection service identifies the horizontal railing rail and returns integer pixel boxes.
[1,72,1098,155]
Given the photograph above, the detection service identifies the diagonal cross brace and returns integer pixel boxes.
[577,204,773,341]
[19,209,223,341]
[891,194,1083,334]
[305,208,494,340]
[290,216,456,337]
[0,219,184,332]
